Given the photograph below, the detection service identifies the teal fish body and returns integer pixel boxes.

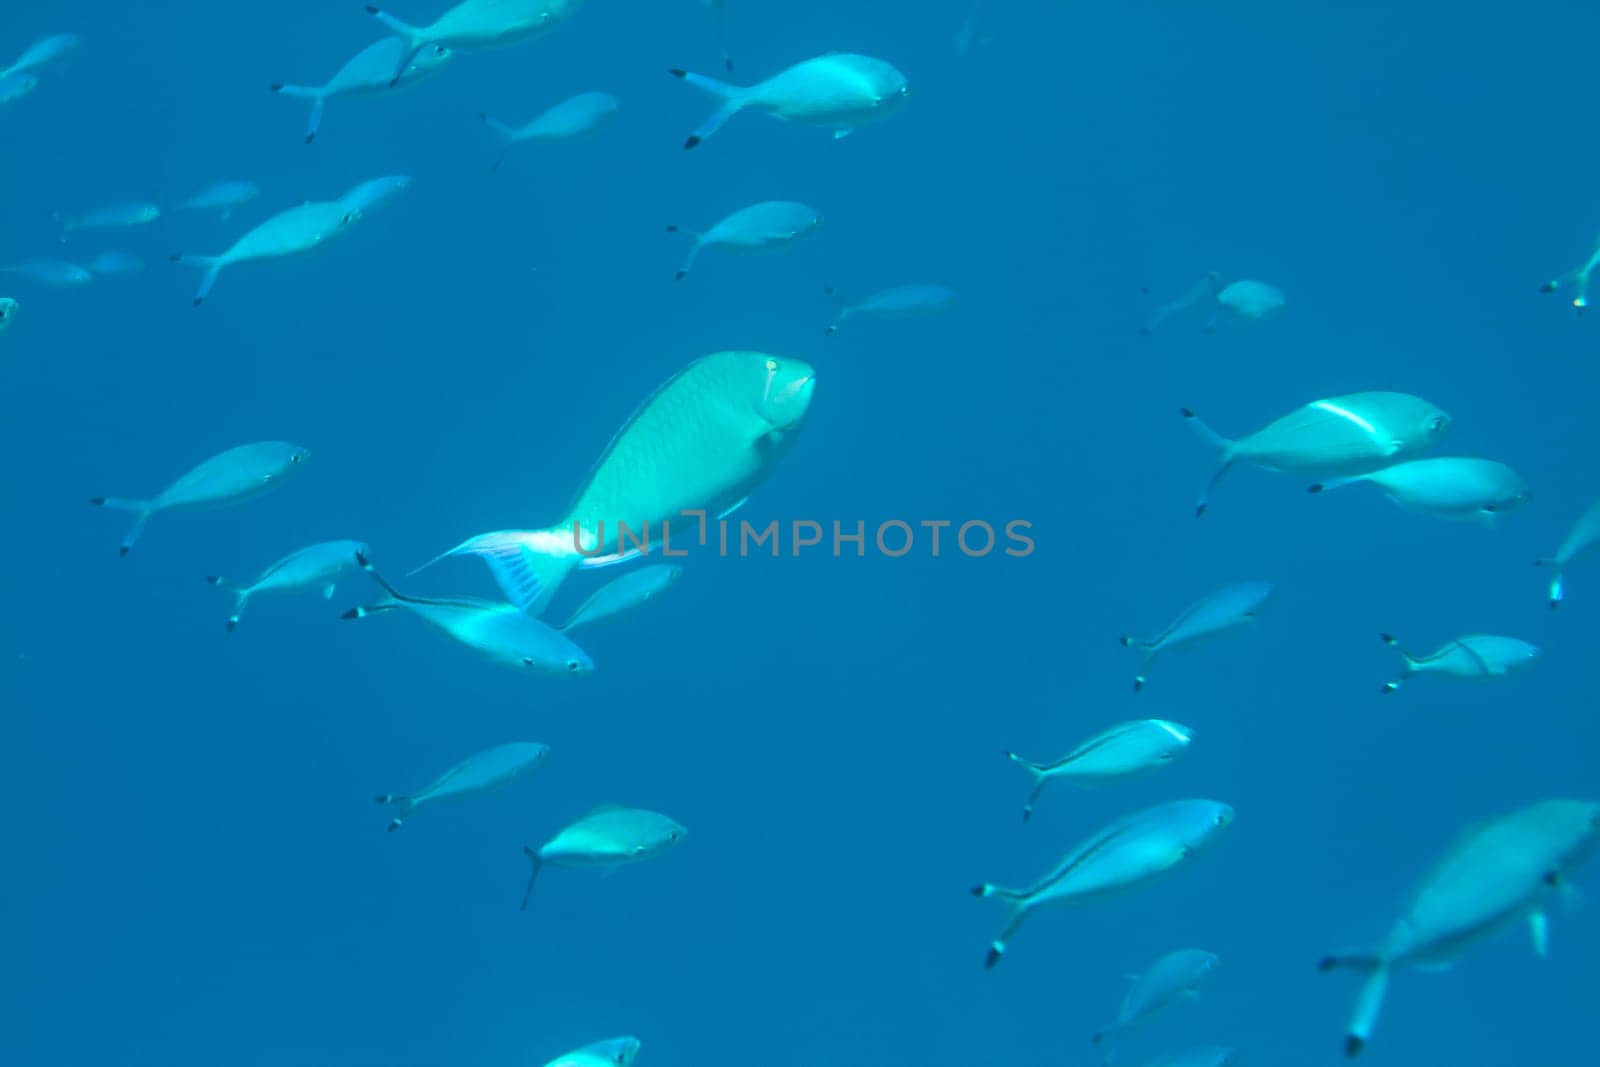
[57,202,161,234]
[541,1036,642,1067]
[3,260,91,286]
[174,198,355,304]
[272,36,453,142]
[207,539,366,632]
[512,90,619,140]
[1098,948,1220,1043]
[1122,581,1271,690]
[522,806,685,906]
[337,175,412,221]
[1216,279,1284,319]
[355,592,594,674]
[377,740,550,829]
[1380,633,1539,692]
[1007,719,1192,820]
[369,0,588,83]
[828,283,954,333]
[675,201,823,279]
[671,52,908,148]
[1316,457,1531,520]
[181,180,261,216]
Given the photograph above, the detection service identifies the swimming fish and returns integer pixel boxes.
[1182,392,1452,516]
[1320,799,1600,1058]
[180,180,261,220]
[482,90,619,171]
[1141,1047,1238,1067]
[205,539,368,632]
[541,1037,642,1067]
[91,442,310,557]
[376,740,549,831]
[1215,278,1285,324]
[972,799,1233,968]
[1538,498,1600,608]
[668,201,823,281]
[0,72,37,104]
[336,175,412,220]
[343,553,594,675]
[86,252,144,276]
[1541,234,1600,314]
[170,196,355,306]
[414,351,816,615]
[559,564,682,633]
[272,36,453,143]
[1121,581,1272,691]
[1378,633,1540,694]
[1005,719,1193,821]
[1,260,92,286]
[0,298,17,331]
[1309,457,1531,522]
[0,34,80,80]
[1093,948,1221,1045]
[53,202,161,240]
[669,52,910,150]
[521,805,686,908]
[703,0,733,72]
[366,0,587,85]
[824,283,955,334]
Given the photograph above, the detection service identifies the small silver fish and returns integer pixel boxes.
[1121,581,1272,690]
[171,195,355,306]
[670,52,909,150]
[206,539,368,632]
[180,180,261,219]
[272,36,453,143]
[669,200,823,281]
[368,0,590,86]
[482,91,620,171]
[521,805,686,908]
[1095,948,1221,1045]
[2,260,92,286]
[1006,719,1193,821]
[91,441,310,556]
[825,283,955,334]
[336,175,412,221]
[376,741,550,831]
[1378,633,1540,693]
[560,564,682,633]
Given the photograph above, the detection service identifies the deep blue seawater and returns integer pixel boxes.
[5,1,1600,1064]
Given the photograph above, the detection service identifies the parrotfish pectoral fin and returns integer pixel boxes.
[91,496,152,558]
[1529,910,1549,958]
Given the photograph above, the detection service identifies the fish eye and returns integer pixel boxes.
[1214,814,1227,827]
[765,358,779,372]
[565,659,583,673]
[522,657,537,669]
[1427,415,1446,431]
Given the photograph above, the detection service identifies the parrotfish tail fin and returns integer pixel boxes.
[520,845,543,910]
[667,68,747,149]
[1317,954,1388,1059]
[91,497,152,558]
[1535,558,1565,609]
[204,576,250,633]
[1180,408,1235,517]
[365,6,426,86]
[170,254,223,307]
[271,83,325,143]
[410,530,575,615]
[970,884,1028,969]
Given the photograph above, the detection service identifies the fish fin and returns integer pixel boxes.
[170,254,223,306]
[1529,909,1549,958]
[1318,955,1387,1059]
[970,893,1028,970]
[271,84,325,142]
[91,496,153,558]
[481,113,519,142]
[520,845,543,910]
[1005,750,1050,821]
[1180,408,1236,516]
[576,549,642,571]
[1379,633,1416,692]
[410,531,575,615]
[1447,638,1495,676]
[667,68,746,149]
[322,583,336,600]
[365,6,426,85]
[1535,559,1565,609]
[672,233,702,281]
[1307,475,1362,494]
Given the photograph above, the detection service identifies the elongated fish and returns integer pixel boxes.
[273,36,453,143]
[343,553,593,674]
[971,799,1234,968]
[1,260,91,286]
[1094,948,1220,1045]
[1538,498,1600,607]
[560,564,682,633]
[482,91,619,171]
[180,180,261,220]
[542,1037,641,1067]
[1310,457,1531,522]
[0,72,37,104]
[0,34,80,80]
[376,740,549,831]
[1378,633,1539,694]
[0,297,16,331]
[1541,233,1600,314]
[1143,1047,1237,1067]
[367,0,587,85]
[669,53,909,150]
[415,351,816,616]
[1121,581,1271,691]
[206,539,368,632]
[825,283,955,334]
[170,196,355,306]
[53,202,160,240]
[1320,799,1600,1058]
[668,201,822,281]
[521,805,686,908]
[1006,719,1193,821]
[1182,392,1451,516]
[91,442,309,557]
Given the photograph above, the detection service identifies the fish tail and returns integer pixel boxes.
[364,6,427,85]
[1004,751,1051,820]
[204,576,251,633]
[411,530,576,615]
[375,793,413,831]
[671,232,702,281]
[1535,558,1565,609]
[1307,475,1361,495]
[481,113,518,141]
[270,83,326,143]
[1317,955,1387,1058]
[341,598,401,621]
[169,254,223,307]
[667,68,747,150]
[1179,408,1236,517]
[1004,750,1048,777]
[91,497,152,558]
[520,845,543,910]
[970,888,1028,969]
[1378,633,1415,693]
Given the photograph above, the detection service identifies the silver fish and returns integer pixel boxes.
[376,740,550,831]
[670,52,909,150]
[1310,457,1531,522]
[272,36,453,143]
[1006,719,1193,821]
[1538,498,1600,607]
[91,441,310,557]
[206,539,368,632]
[972,799,1234,968]
[521,805,686,908]
[559,564,682,633]
[171,196,354,306]
[180,180,261,220]
[1121,581,1272,690]
[1320,800,1600,1057]
[482,91,619,171]
[825,283,955,334]
[1378,633,1540,694]
[336,175,412,221]
[1,259,92,286]
[1095,948,1221,1045]
[669,200,823,281]
[53,202,161,238]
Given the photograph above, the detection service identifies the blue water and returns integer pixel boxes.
[5,1,1600,1064]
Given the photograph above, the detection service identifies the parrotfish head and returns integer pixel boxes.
[756,354,817,430]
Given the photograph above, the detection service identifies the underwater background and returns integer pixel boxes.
[5,1,1600,1063]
